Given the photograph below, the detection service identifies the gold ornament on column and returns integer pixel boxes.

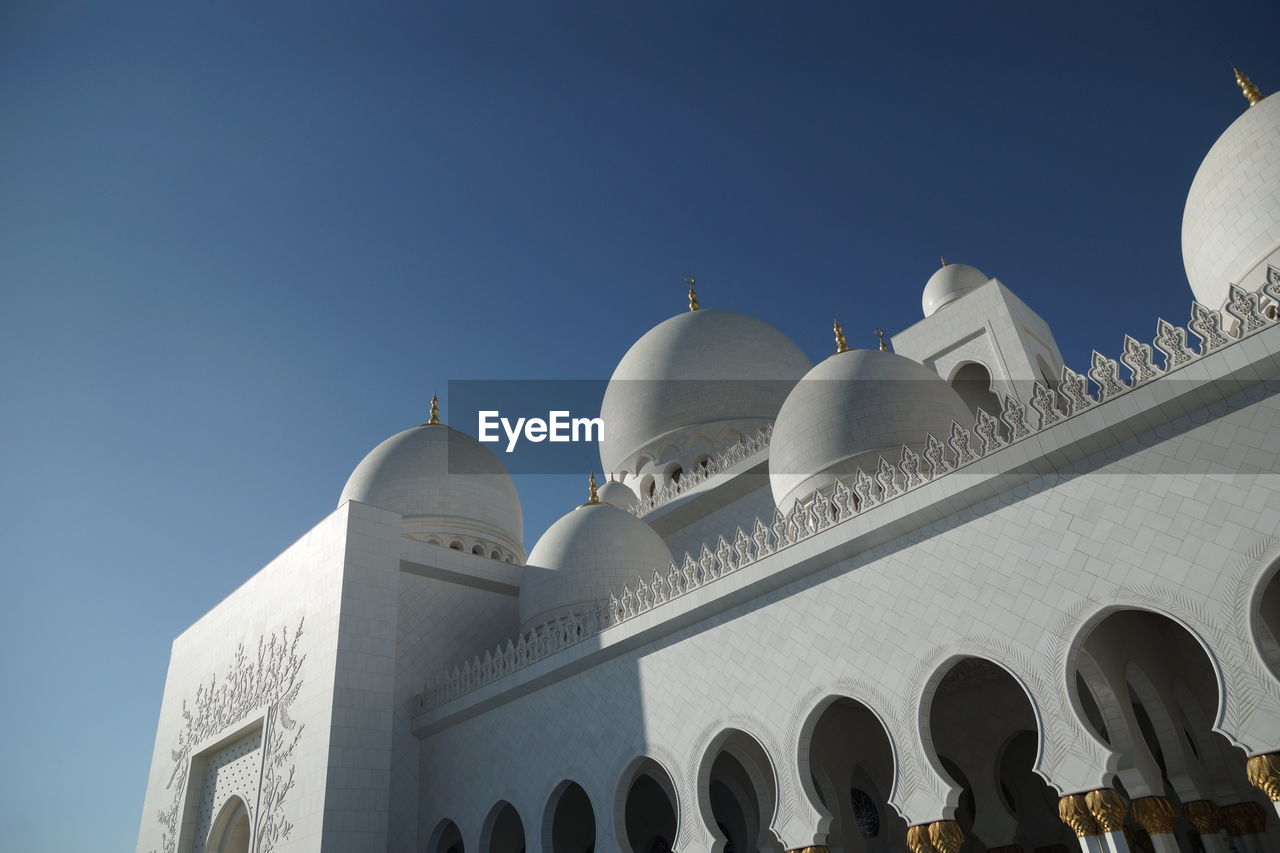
[908,824,938,853]
[686,274,700,311]
[1221,802,1267,837]
[1085,789,1127,834]
[427,393,441,425]
[1059,793,1100,837]
[929,820,965,853]
[1247,753,1280,801]
[1184,800,1226,836]
[1131,796,1176,835]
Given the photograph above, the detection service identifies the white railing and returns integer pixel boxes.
[416,272,1280,713]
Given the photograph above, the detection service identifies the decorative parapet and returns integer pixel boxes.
[416,269,1280,713]
[624,423,774,516]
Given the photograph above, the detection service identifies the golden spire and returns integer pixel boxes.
[834,319,850,354]
[875,327,889,352]
[940,256,947,267]
[686,274,699,311]
[428,393,441,425]
[582,471,602,506]
[1235,68,1265,107]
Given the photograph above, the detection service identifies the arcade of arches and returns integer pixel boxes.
[429,605,1280,853]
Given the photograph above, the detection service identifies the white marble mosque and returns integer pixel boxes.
[137,72,1280,853]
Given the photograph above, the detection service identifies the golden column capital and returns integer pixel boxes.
[1222,801,1268,836]
[1184,800,1226,835]
[1131,795,1176,835]
[1085,789,1127,834]
[1059,793,1100,837]
[908,824,938,853]
[1247,753,1280,801]
[929,820,965,853]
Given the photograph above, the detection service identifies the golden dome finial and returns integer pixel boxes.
[875,327,889,352]
[428,393,441,425]
[685,274,699,311]
[1235,69,1265,107]
[833,319,851,354]
[940,256,947,267]
[587,471,600,504]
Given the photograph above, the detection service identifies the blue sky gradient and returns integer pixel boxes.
[1,2,1277,849]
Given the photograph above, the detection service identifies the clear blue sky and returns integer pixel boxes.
[1,2,1275,850]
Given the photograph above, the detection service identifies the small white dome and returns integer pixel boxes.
[1182,93,1280,308]
[519,501,673,633]
[339,422,525,561]
[769,349,972,514]
[595,476,635,508]
[922,263,989,317]
[599,309,812,476]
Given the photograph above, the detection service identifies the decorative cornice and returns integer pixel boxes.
[418,267,1280,713]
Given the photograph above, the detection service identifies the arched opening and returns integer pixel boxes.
[695,454,712,470]
[482,800,526,853]
[1070,609,1268,853]
[621,760,678,853]
[473,544,486,556]
[802,696,903,853]
[450,540,464,551]
[950,362,1001,419]
[925,657,1070,853]
[701,730,782,853]
[431,819,465,853]
[491,549,501,560]
[1254,563,1280,679]
[547,781,596,853]
[639,474,656,499]
[667,464,683,486]
[207,796,251,853]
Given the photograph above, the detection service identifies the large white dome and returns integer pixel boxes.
[339,421,525,562]
[519,499,673,633]
[599,309,812,477]
[769,349,972,514]
[1182,92,1280,309]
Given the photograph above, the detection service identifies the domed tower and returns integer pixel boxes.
[892,260,1065,416]
[1182,70,1279,310]
[338,395,525,563]
[594,472,636,509]
[599,276,812,499]
[519,474,674,632]
[770,322,972,514]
